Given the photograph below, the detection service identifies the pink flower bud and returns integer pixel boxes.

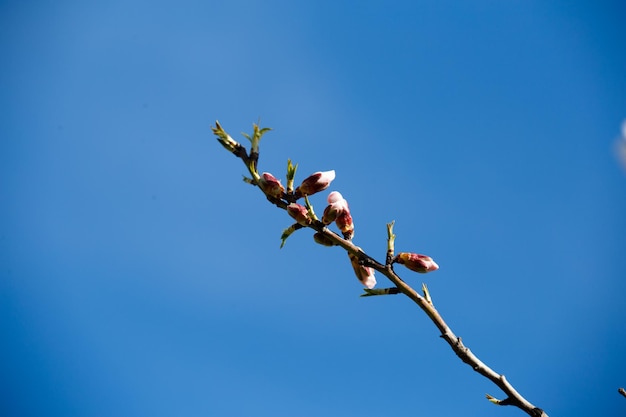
[336,211,354,240]
[259,172,285,199]
[327,191,346,206]
[286,203,310,226]
[394,252,439,273]
[295,170,335,198]
[321,191,354,238]
[349,252,376,289]
[322,204,340,225]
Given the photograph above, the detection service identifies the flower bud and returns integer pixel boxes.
[394,252,439,273]
[327,191,346,205]
[322,203,340,225]
[294,170,335,198]
[322,191,346,224]
[259,172,285,199]
[349,252,376,289]
[322,191,354,238]
[286,203,310,226]
[336,211,354,240]
[313,232,336,247]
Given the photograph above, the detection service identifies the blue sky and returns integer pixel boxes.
[2,1,626,416]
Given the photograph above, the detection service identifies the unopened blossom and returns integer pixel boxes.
[295,170,335,198]
[394,252,439,273]
[322,204,339,225]
[349,252,376,289]
[335,211,354,240]
[258,172,285,199]
[313,232,336,247]
[286,203,311,226]
[322,191,348,224]
[321,191,354,239]
[327,191,347,206]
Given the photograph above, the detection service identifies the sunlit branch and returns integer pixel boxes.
[212,121,548,417]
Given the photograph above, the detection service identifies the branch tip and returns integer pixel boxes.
[486,394,501,405]
[386,220,396,265]
[286,159,298,194]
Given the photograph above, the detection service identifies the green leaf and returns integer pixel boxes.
[279,223,304,248]
[422,283,432,304]
[360,288,401,297]
[212,121,241,153]
[286,159,298,193]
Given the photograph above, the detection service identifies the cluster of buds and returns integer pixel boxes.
[394,252,439,274]
[322,191,354,240]
[259,169,336,203]
[213,122,443,293]
[348,252,376,289]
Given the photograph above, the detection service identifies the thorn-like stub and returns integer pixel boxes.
[421,282,432,304]
[531,408,546,417]
[486,393,501,405]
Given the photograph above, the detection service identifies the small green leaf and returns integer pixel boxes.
[303,195,319,221]
[280,225,297,248]
[279,223,305,248]
[212,121,242,153]
[286,159,298,193]
[360,288,400,297]
[241,122,273,154]
[422,283,432,304]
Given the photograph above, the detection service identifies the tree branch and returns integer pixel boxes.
[212,121,548,417]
